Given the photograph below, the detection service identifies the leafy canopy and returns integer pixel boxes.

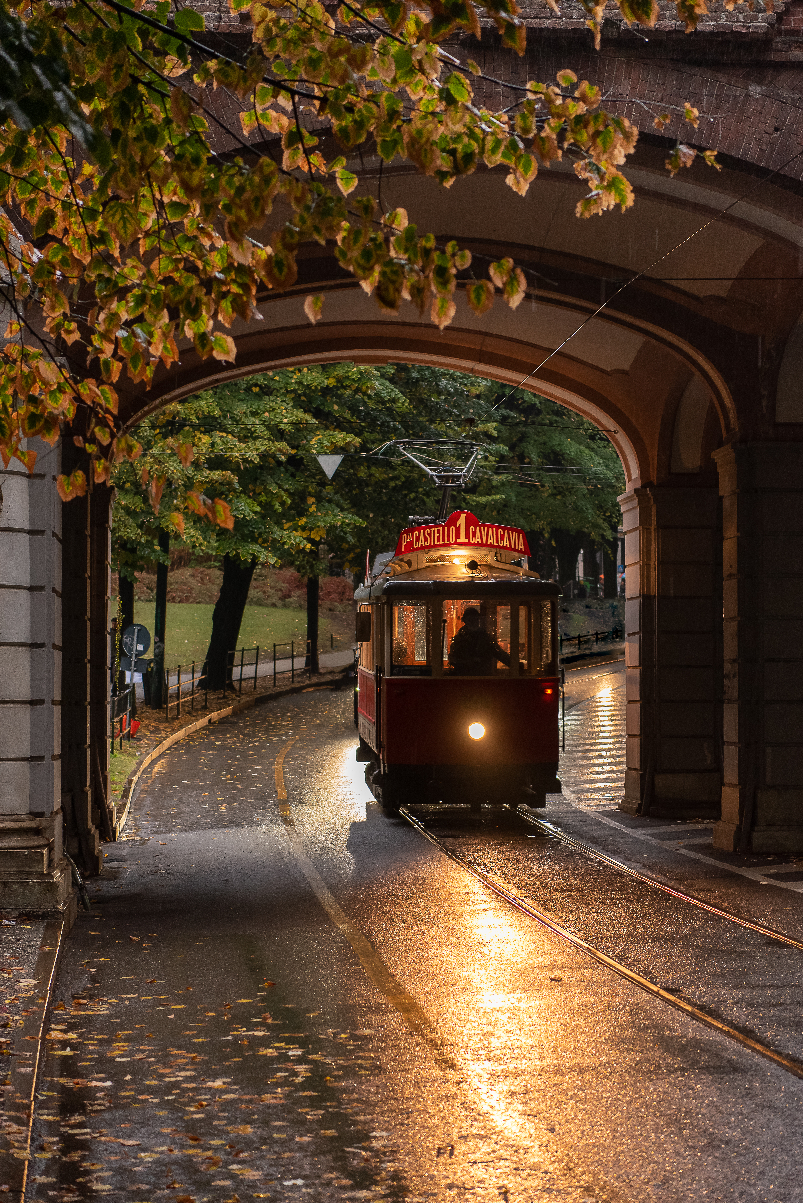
[112,363,625,579]
[0,0,718,500]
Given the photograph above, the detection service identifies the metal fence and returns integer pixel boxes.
[110,685,137,749]
[559,626,623,655]
[161,640,322,720]
[162,659,211,720]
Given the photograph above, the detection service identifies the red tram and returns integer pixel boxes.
[354,511,561,814]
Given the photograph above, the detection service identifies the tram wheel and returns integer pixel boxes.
[376,779,401,816]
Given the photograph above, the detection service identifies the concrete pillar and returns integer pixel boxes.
[0,440,72,915]
[714,444,803,853]
[620,484,722,819]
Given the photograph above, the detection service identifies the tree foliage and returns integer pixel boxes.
[0,0,720,499]
[112,363,625,583]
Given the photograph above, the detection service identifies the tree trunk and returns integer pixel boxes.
[306,575,320,674]
[602,537,619,597]
[119,570,135,636]
[203,554,257,690]
[151,529,169,708]
[525,531,552,579]
[551,529,584,589]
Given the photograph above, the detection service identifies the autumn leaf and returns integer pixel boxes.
[0,0,720,489]
[209,498,235,530]
[303,294,324,325]
[466,279,495,315]
[173,439,195,467]
[56,469,86,502]
[148,476,165,513]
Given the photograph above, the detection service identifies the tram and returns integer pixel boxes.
[354,511,561,814]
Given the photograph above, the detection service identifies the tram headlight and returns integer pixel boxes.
[468,722,486,741]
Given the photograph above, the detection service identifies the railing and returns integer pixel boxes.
[110,685,137,749]
[161,640,322,719]
[270,640,314,686]
[228,646,262,696]
[162,659,211,720]
[559,626,623,655]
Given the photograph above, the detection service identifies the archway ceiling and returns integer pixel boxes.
[119,144,803,483]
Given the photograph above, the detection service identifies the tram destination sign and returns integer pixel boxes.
[395,511,530,556]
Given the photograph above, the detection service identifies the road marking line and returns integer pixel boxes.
[563,786,803,894]
[272,739,453,1069]
[274,737,297,826]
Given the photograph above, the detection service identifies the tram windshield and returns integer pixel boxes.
[388,598,555,676]
[441,598,553,676]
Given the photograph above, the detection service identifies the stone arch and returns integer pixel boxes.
[669,374,718,475]
[776,317,803,424]
[14,96,803,915]
[124,282,738,494]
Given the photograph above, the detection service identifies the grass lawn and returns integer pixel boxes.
[113,601,352,669]
[109,748,140,801]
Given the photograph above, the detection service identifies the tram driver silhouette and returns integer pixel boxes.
[448,607,511,676]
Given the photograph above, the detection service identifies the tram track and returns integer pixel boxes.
[399,804,803,1084]
[518,810,803,952]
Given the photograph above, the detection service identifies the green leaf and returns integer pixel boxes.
[33,207,56,239]
[165,201,191,222]
[445,72,471,103]
[173,8,205,33]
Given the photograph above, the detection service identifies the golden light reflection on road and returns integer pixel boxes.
[562,666,626,808]
[448,883,554,1147]
[340,743,370,823]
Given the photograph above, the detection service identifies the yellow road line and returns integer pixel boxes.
[273,737,297,826]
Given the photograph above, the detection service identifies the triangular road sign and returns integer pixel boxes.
[316,454,344,479]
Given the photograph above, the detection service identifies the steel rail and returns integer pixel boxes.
[399,806,803,1083]
[516,810,803,952]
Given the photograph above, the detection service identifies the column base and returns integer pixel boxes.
[714,820,803,855]
[620,771,721,820]
[0,817,76,920]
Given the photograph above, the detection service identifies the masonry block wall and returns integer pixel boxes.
[0,440,71,913]
[715,444,803,854]
[621,485,722,819]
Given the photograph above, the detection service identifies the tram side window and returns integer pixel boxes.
[358,605,374,671]
[530,600,555,674]
[518,604,529,671]
[391,603,430,675]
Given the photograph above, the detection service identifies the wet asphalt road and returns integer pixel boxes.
[25,666,803,1202]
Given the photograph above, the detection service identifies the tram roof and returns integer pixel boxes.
[355,578,561,601]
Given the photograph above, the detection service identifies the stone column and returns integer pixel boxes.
[90,485,113,836]
[714,444,803,853]
[620,484,722,819]
[0,440,72,916]
[60,450,103,875]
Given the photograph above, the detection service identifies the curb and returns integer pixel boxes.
[114,669,351,838]
[0,916,67,1202]
[561,646,624,669]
